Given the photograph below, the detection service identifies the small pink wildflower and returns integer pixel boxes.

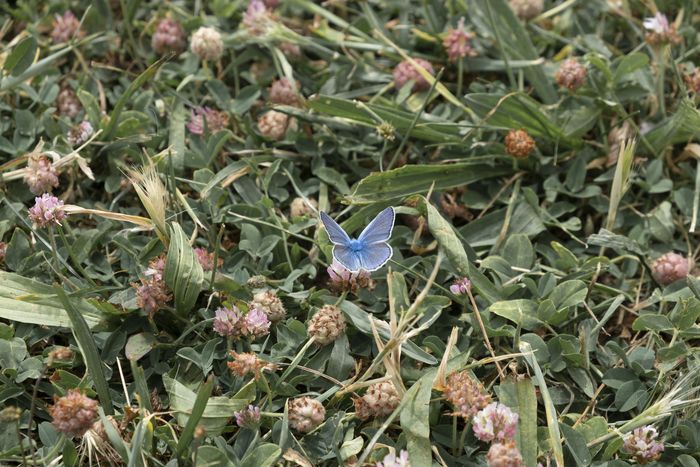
[28,194,66,228]
[443,18,476,62]
[449,277,471,295]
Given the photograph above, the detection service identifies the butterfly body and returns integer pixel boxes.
[319,207,395,273]
[347,239,366,252]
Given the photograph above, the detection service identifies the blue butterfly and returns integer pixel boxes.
[320,207,395,273]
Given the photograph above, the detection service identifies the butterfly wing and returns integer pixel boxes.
[333,245,363,272]
[358,207,395,244]
[357,243,393,271]
[320,211,351,245]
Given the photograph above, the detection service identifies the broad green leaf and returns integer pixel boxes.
[348,162,511,205]
[548,280,587,310]
[0,337,27,370]
[163,375,254,435]
[502,234,534,269]
[645,99,700,155]
[560,423,592,466]
[164,223,204,315]
[496,378,538,467]
[489,300,542,330]
[587,229,643,255]
[459,202,546,248]
[340,300,437,364]
[400,379,432,466]
[240,444,282,467]
[632,314,673,332]
[612,53,649,84]
[125,333,157,361]
[4,37,37,77]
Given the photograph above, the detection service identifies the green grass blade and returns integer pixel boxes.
[175,375,214,459]
[520,341,564,466]
[54,285,114,415]
[103,55,169,139]
[469,0,558,104]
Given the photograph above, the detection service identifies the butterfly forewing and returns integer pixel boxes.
[358,207,395,244]
[320,211,351,245]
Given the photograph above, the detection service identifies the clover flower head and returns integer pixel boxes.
[622,425,665,464]
[235,405,261,429]
[377,450,411,467]
[213,306,243,337]
[472,402,519,442]
[28,194,66,228]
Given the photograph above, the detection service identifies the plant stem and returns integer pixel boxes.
[466,289,506,380]
[26,364,49,466]
[457,58,464,96]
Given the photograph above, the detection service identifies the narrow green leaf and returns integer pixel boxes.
[0,44,73,93]
[54,286,113,415]
[168,99,186,173]
[163,375,253,434]
[130,360,152,412]
[103,55,169,139]
[307,95,463,143]
[520,341,564,467]
[176,375,214,458]
[469,0,558,103]
[465,93,573,144]
[422,198,502,303]
[349,162,511,205]
[127,417,148,467]
[98,408,130,461]
[0,272,105,328]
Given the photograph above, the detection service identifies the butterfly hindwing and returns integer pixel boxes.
[358,207,395,244]
[320,211,351,245]
[357,243,393,271]
[333,245,363,272]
